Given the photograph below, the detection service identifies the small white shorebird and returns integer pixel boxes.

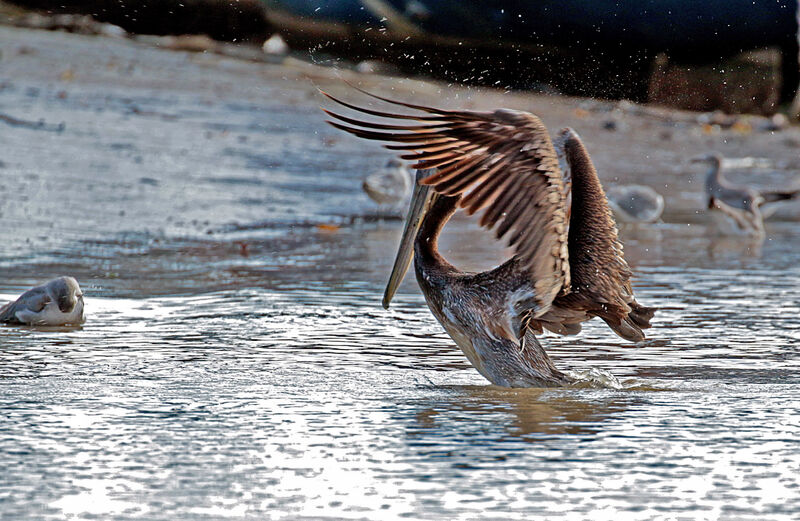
[0,277,85,326]
[362,158,413,214]
[605,184,665,224]
[692,154,800,238]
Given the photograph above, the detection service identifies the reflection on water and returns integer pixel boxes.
[2,25,800,518]
[2,224,800,519]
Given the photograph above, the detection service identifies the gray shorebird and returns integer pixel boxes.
[323,90,656,388]
[0,277,85,326]
[693,154,800,237]
[606,184,665,224]
[362,158,412,212]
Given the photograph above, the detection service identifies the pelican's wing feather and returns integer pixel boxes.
[323,90,570,312]
[551,130,655,341]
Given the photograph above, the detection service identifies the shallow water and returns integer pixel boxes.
[2,26,800,520]
[2,224,800,520]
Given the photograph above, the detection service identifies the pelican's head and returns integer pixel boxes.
[382,168,438,309]
[552,128,582,194]
[553,127,581,148]
[552,128,580,168]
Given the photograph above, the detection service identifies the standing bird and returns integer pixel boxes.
[362,158,413,213]
[0,276,85,326]
[693,154,800,237]
[323,90,655,388]
[605,184,665,224]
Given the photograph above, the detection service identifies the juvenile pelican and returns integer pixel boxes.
[323,90,655,387]
[362,158,412,212]
[606,184,665,224]
[0,276,85,326]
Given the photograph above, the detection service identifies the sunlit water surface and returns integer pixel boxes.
[2,26,800,520]
[2,224,800,520]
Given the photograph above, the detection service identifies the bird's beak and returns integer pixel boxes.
[382,169,436,309]
[689,154,710,164]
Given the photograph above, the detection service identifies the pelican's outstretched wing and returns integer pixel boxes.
[323,89,654,339]
[552,129,654,341]
[322,89,570,313]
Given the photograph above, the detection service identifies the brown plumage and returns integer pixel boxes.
[323,89,655,386]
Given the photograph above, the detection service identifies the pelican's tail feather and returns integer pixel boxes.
[601,301,656,343]
[628,302,656,329]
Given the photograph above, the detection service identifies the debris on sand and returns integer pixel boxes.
[0,112,64,132]
[134,34,218,53]
[12,12,126,38]
[262,33,289,56]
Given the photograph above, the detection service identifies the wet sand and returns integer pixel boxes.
[2,24,799,295]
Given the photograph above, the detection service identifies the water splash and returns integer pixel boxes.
[566,367,625,389]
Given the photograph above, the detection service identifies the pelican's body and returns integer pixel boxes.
[695,154,799,238]
[362,158,412,211]
[0,276,85,326]
[606,184,664,224]
[324,90,655,387]
[411,190,575,385]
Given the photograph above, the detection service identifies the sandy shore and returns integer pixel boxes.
[1,24,799,294]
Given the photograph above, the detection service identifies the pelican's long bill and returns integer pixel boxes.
[382,169,437,309]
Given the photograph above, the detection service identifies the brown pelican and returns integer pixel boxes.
[605,184,665,224]
[692,154,800,237]
[0,276,85,326]
[323,90,655,387]
[362,158,413,212]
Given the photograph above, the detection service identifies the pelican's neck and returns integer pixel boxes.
[564,137,606,210]
[414,194,460,267]
[563,135,615,247]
